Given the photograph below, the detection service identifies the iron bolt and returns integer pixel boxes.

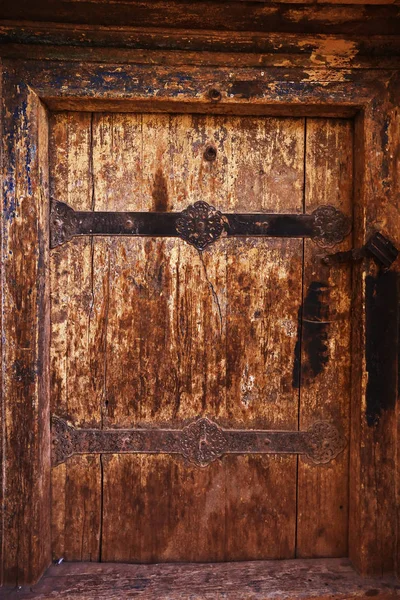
[208,88,222,102]
[204,146,217,162]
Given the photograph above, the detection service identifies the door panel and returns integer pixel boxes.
[49,113,351,562]
[297,119,353,557]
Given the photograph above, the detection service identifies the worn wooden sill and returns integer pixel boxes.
[2,559,399,599]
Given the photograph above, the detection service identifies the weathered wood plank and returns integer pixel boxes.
[0,56,3,589]
[349,76,400,576]
[5,60,390,119]
[1,2,400,34]
[1,27,400,69]
[0,24,398,58]
[49,112,101,562]
[1,69,51,584]
[2,559,399,599]
[296,119,353,558]
[2,44,399,71]
[222,117,304,560]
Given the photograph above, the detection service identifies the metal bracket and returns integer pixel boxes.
[323,232,399,270]
[52,415,346,467]
[50,200,351,250]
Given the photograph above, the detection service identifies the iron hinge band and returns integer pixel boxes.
[52,415,346,468]
[50,200,351,250]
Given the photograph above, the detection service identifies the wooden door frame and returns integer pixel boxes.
[1,57,399,586]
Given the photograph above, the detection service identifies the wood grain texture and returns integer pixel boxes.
[1,73,51,584]
[50,113,305,562]
[2,559,400,600]
[4,59,390,121]
[296,119,353,558]
[349,76,400,577]
[50,113,101,562]
[0,57,3,589]
[1,2,400,34]
[1,26,400,70]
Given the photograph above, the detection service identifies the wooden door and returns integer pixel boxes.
[49,113,352,563]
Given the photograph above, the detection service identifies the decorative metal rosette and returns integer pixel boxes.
[312,205,352,248]
[50,200,79,248]
[51,415,76,466]
[176,201,225,250]
[180,418,228,467]
[306,421,346,464]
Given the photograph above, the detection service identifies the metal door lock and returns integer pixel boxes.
[322,232,399,270]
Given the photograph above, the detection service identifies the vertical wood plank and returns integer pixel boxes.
[394,87,400,579]
[349,85,400,576]
[296,119,353,558]
[1,76,51,584]
[0,57,4,588]
[222,116,304,560]
[50,112,101,562]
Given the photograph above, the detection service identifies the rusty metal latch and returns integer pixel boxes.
[52,415,346,468]
[50,200,351,250]
[323,232,399,270]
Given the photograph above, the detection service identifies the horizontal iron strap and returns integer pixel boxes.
[52,415,346,467]
[51,203,314,247]
[50,200,350,249]
[73,212,315,237]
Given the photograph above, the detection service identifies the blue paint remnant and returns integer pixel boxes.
[86,68,193,96]
[52,64,195,97]
[274,82,319,97]
[3,81,37,224]
[22,62,197,102]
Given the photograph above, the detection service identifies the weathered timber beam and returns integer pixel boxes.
[1,3,400,35]
[1,26,400,69]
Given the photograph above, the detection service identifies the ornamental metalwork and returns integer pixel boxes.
[51,415,346,467]
[52,415,76,467]
[306,421,347,464]
[175,201,225,250]
[50,200,79,248]
[180,418,228,466]
[312,205,352,248]
[50,199,351,250]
